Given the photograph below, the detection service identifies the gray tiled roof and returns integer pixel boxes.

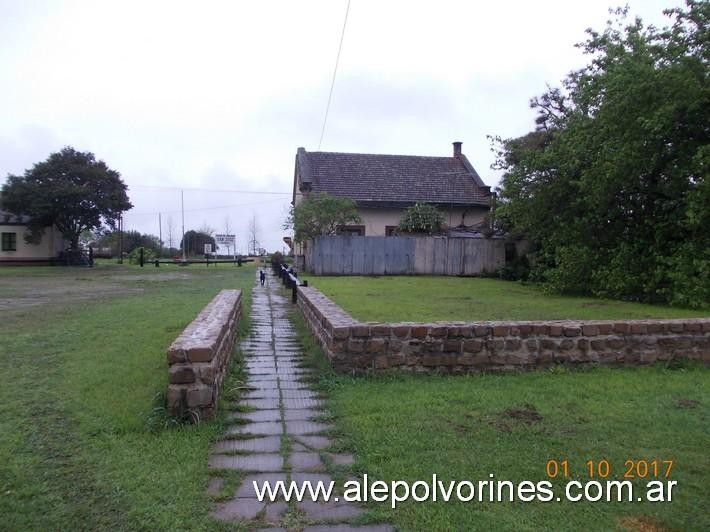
[0,209,31,225]
[295,147,490,208]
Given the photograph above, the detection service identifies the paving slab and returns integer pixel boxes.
[245,382,280,393]
[276,375,311,385]
[283,398,324,410]
[235,473,289,497]
[280,389,319,400]
[248,366,278,376]
[278,381,312,390]
[328,453,355,467]
[286,420,332,435]
[211,498,265,521]
[247,375,279,383]
[243,389,280,400]
[274,354,304,361]
[264,501,289,522]
[289,452,324,472]
[242,398,281,410]
[276,363,307,372]
[276,365,311,373]
[214,436,281,453]
[227,421,283,436]
[290,472,334,484]
[247,360,277,368]
[232,409,282,423]
[295,436,334,450]
[209,453,283,472]
[243,349,275,356]
[282,408,320,421]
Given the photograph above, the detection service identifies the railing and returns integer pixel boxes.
[272,262,307,303]
[136,247,255,267]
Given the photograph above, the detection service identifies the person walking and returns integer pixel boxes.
[259,269,266,286]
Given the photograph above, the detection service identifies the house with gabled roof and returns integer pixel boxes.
[0,209,68,265]
[292,141,492,238]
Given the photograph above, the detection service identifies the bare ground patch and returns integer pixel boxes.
[489,404,543,432]
[618,515,669,532]
[108,272,195,282]
[0,273,149,312]
[0,285,144,311]
[674,398,701,409]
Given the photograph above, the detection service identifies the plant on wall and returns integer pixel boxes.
[398,203,445,235]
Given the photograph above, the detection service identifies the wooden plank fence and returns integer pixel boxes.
[305,235,505,276]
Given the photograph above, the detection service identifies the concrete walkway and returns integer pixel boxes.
[209,269,392,531]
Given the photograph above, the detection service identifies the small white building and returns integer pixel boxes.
[0,209,68,265]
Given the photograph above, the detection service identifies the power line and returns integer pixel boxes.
[127,184,290,195]
[318,0,351,150]
[124,197,287,217]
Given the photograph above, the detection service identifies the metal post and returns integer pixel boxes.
[118,214,123,264]
[181,190,186,262]
[139,247,144,267]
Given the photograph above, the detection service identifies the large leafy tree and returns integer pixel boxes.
[180,230,216,256]
[494,1,709,308]
[95,230,160,255]
[1,146,132,249]
[284,192,362,243]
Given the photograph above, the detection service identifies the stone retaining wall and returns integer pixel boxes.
[166,289,242,418]
[297,286,710,373]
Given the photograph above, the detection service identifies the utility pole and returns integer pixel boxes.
[181,189,186,261]
[118,213,123,264]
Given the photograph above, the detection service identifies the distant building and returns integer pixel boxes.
[291,141,492,238]
[0,209,68,265]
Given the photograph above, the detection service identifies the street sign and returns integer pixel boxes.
[204,243,213,255]
[215,234,236,245]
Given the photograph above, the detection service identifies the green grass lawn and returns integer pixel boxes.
[305,276,710,322]
[0,262,256,530]
[293,313,710,531]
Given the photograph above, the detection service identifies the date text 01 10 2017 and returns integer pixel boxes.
[546,459,673,479]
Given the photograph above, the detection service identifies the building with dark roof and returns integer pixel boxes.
[0,209,68,264]
[292,141,492,237]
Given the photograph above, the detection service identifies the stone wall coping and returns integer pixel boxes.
[298,285,709,330]
[362,318,708,326]
[166,288,242,418]
[167,289,242,363]
[297,284,710,374]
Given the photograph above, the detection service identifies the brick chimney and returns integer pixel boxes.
[453,141,462,158]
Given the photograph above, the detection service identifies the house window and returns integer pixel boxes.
[336,225,365,236]
[385,226,399,236]
[1,232,17,251]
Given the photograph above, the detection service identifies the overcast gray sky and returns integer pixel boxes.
[0,0,683,253]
